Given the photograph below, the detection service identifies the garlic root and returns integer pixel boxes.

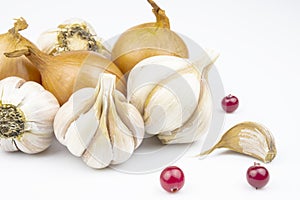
[199,121,277,163]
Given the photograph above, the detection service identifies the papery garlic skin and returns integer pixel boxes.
[53,74,144,169]
[0,77,59,154]
[127,52,218,144]
[37,18,111,59]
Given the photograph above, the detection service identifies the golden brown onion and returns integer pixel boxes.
[5,41,125,105]
[0,18,40,82]
[111,0,189,74]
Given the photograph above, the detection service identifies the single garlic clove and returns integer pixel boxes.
[144,66,201,135]
[108,106,135,165]
[114,91,144,148]
[100,74,135,165]
[82,130,113,169]
[82,110,113,169]
[14,131,53,154]
[199,121,277,163]
[64,107,99,157]
[53,88,95,145]
[157,79,212,144]
[0,138,18,152]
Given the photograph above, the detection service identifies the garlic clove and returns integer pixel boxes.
[199,121,277,163]
[53,88,95,145]
[14,131,53,154]
[114,91,144,148]
[82,125,113,169]
[82,84,113,169]
[0,76,26,105]
[82,126,113,169]
[0,138,18,152]
[99,73,135,165]
[144,66,201,135]
[19,92,60,123]
[108,98,135,165]
[157,79,212,144]
[64,108,99,157]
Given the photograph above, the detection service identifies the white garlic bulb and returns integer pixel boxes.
[37,18,111,59]
[53,73,144,169]
[0,77,60,154]
[127,51,218,144]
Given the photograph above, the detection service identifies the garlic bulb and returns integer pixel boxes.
[111,0,188,74]
[0,18,40,82]
[54,73,144,169]
[127,51,218,144]
[37,18,111,59]
[0,77,59,154]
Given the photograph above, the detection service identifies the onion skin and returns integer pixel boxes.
[0,18,40,82]
[111,0,188,74]
[5,46,125,105]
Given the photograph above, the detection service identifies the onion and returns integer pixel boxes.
[111,0,189,74]
[5,31,125,105]
[0,18,40,82]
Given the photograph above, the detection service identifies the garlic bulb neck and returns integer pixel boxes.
[0,103,25,138]
[147,0,170,28]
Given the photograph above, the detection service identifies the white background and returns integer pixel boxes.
[1,0,299,199]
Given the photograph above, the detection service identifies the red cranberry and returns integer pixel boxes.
[160,166,185,193]
[246,162,270,189]
[221,94,239,113]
